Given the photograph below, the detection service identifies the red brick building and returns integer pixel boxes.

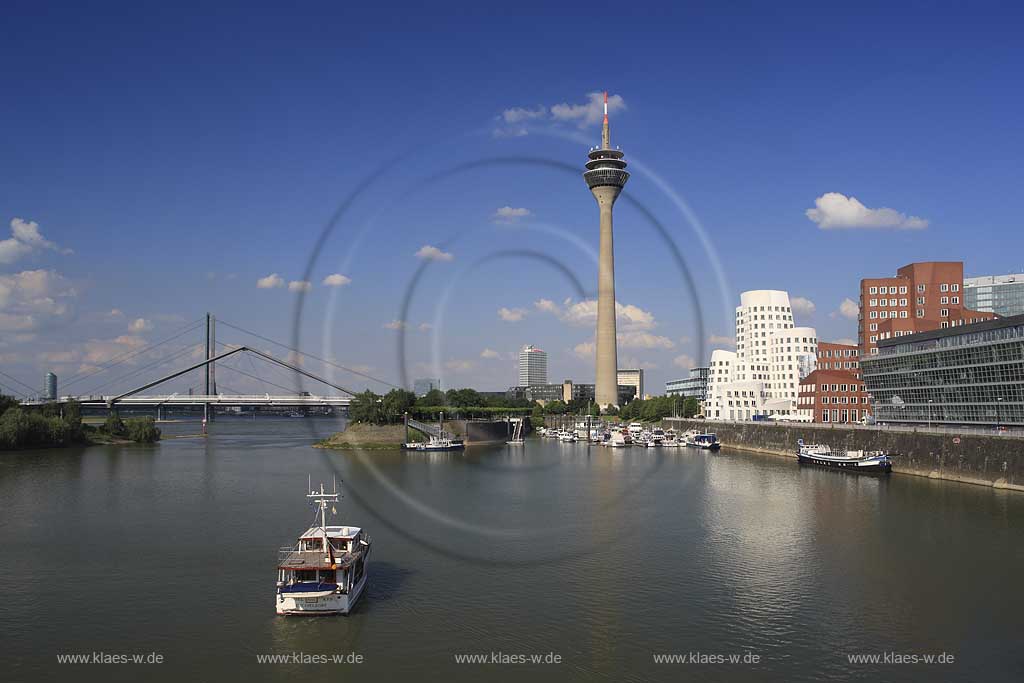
[798,369,871,424]
[858,262,995,357]
[816,341,861,378]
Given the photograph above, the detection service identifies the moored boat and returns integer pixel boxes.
[797,439,892,473]
[690,432,721,450]
[276,481,371,616]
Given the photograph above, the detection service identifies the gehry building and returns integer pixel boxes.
[706,290,818,421]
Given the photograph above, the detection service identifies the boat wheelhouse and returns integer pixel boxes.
[276,481,371,615]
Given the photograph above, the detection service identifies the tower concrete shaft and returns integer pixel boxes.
[583,91,629,409]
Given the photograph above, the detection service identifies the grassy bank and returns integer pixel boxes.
[315,422,422,450]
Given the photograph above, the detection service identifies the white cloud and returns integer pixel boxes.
[383,320,407,330]
[415,244,454,262]
[417,322,433,332]
[673,354,697,369]
[288,280,312,292]
[618,330,674,349]
[535,297,656,331]
[322,273,351,287]
[106,308,124,318]
[493,206,532,223]
[835,298,860,320]
[806,192,928,230]
[709,334,736,346]
[256,273,284,289]
[480,348,501,359]
[573,341,595,359]
[498,307,527,322]
[0,218,71,264]
[495,92,627,136]
[550,91,627,128]
[128,318,152,333]
[791,296,816,316]
[444,359,476,372]
[0,269,77,332]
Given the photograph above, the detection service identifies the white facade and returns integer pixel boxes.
[517,345,548,386]
[617,369,643,402]
[706,290,818,420]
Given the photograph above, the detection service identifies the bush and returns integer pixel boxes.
[0,407,81,450]
[104,414,126,436]
[124,417,161,443]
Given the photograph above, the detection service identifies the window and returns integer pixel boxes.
[899,286,908,294]
[900,299,907,306]
[917,309,924,318]
[880,310,888,319]
[941,308,949,317]
[869,286,877,295]
[869,323,878,331]
[901,310,908,318]
[869,299,877,306]
[889,298,897,306]
[952,284,959,292]
[870,311,877,319]
[940,283,949,292]
[941,296,948,305]
[952,296,959,304]
[880,286,888,294]
[918,284,926,292]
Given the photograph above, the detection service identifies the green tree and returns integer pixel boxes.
[348,391,383,424]
[104,413,126,436]
[445,388,483,408]
[124,417,161,443]
[381,389,416,423]
[416,389,446,407]
[543,400,568,415]
[682,397,700,418]
[0,394,18,418]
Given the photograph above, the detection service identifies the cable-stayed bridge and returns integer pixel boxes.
[11,314,397,418]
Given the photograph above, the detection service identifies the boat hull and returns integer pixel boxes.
[276,574,368,616]
[797,453,891,473]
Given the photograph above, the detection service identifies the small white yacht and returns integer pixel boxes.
[276,481,371,616]
[627,422,644,441]
[608,427,631,447]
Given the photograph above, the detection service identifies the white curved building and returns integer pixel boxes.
[706,290,817,420]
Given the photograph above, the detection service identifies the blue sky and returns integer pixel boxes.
[2,1,1022,397]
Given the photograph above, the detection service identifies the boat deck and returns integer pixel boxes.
[278,548,363,570]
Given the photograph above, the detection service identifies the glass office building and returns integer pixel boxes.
[862,314,1024,426]
[666,367,709,401]
[963,273,1024,317]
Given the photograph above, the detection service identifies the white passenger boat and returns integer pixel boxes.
[276,481,371,616]
[627,422,644,441]
[608,428,631,447]
[797,439,892,473]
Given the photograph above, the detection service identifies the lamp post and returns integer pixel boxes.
[928,399,934,430]
[997,397,1004,433]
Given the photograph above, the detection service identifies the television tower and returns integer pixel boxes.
[584,92,629,409]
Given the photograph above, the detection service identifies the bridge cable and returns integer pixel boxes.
[214,358,304,395]
[83,344,201,396]
[0,372,31,398]
[61,318,205,389]
[216,319,401,389]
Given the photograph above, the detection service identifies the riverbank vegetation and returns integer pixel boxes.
[343,388,699,427]
[0,396,161,450]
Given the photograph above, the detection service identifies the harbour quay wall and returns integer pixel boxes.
[663,419,1024,492]
[447,418,532,445]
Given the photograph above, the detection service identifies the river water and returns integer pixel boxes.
[2,417,1022,682]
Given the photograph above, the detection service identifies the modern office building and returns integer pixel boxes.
[517,345,548,386]
[585,92,629,409]
[798,370,870,424]
[666,367,709,402]
[861,314,1024,427]
[44,372,57,401]
[858,261,995,357]
[617,369,644,403]
[705,290,818,420]
[964,273,1024,317]
[413,378,441,397]
[506,381,635,406]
